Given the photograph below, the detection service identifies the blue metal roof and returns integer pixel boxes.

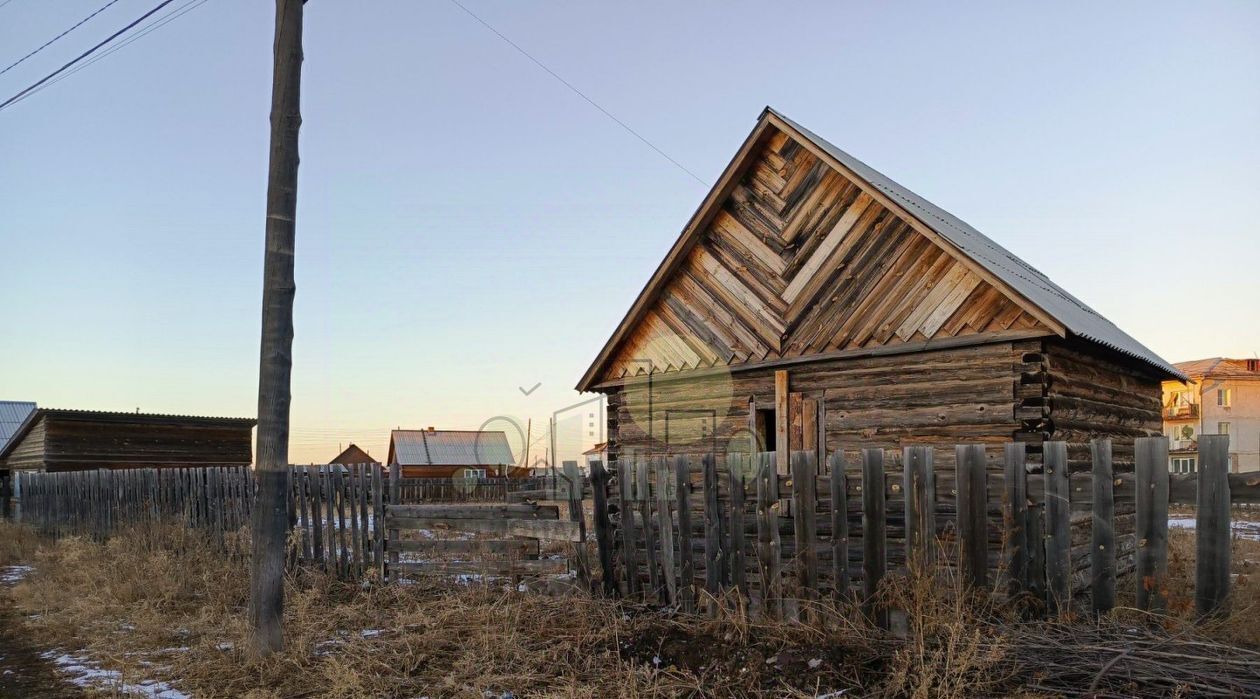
[0,401,36,454]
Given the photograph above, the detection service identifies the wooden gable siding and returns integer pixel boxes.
[601,127,1049,384]
[2,417,47,470]
[606,341,1029,468]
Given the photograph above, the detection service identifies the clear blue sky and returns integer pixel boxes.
[2,0,1257,464]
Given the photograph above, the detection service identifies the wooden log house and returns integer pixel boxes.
[577,108,1185,470]
[0,408,255,473]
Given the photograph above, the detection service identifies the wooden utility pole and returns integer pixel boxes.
[251,0,303,657]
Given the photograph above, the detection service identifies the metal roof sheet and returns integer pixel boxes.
[390,430,515,467]
[0,401,36,453]
[768,108,1185,381]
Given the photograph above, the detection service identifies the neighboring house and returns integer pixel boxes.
[0,408,256,472]
[328,443,378,466]
[582,442,608,472]
[387,428,516,479]
[0,401,37,498]
[1162,358,1260,473]
[578,107,1182,468]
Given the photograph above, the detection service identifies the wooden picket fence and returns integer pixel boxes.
[590,435,1258,622]
[379,463,588,582]
[15,466,254,547]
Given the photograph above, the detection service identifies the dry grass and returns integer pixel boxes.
[0,518,40,567]
[3,519,1260,697]
[1115,524,1260,647]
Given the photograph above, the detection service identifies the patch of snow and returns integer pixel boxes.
[360,629,382,638]
[43,651,190,699]
[0,565,33,585]
[1169,517,1260,541]
[808,658,823,669]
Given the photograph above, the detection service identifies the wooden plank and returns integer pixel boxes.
[384,515,583,542]
[349,465,364,578]
[389,539,539,556]
[861,448,888,628]
[1196,434,1231,619]
[636,456,661,599]
[791,450,818,609]
[391,558,569,576]
[702,452,723,598]
[564,460,589,585]
[1090,439,1116,616]
[775,370,789,476]
[726,453,747,598]
[755,451,782,619]
[306,466,323,566]
[903,445,935,571]
[1027,501,1046,610]
[372,464,384,580]
[617,459,639,596]
[1135,437,1169,613]
[387,503,560,520]
[1044,441,1070,614]
[956,444,987,589]
[1003,442,1029,597]
[359,465,371,572]
[829,450,849,598]
[590,460,617,596]
[675,454,696,612]
[655,457,677,606]
[388,463,400,582]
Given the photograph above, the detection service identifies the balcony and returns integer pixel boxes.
[1164,403,1199,419]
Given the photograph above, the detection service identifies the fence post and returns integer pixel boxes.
[1196,434,1231,619]
[861,448,888,629]
[791,450,819,611]
[726,453,747,597]
[755,451,782,619]
[653,457,677,606]
[618,459,640,596]
[1090,439,1116,616]
[1003,442,1029,597]
[590,460,617,596]
[563,460,590,586]
[674,455,695,612]
[956,444,988,589]
[903,446,936,572]
[388,463,400,582]
[702,452,723,600]
[636,457,661,600]
[829,450,849,599]
[1135,437,1169,612]
[1043,441,1070,614]
[372,465,385,581]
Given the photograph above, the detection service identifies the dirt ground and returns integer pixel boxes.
[0,575,83,698]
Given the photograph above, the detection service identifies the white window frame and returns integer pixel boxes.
[1170,457,1197,474]
[1218,422,1230,435]
[1218,388,1232,407]
[464,468,486,480]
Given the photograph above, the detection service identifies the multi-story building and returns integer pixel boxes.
[1162,358,1260,473]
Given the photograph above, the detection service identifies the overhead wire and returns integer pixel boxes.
[0,0,124,77]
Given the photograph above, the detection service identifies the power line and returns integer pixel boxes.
[0,0,124,78]
[0,0,18,11]
[446,0,709,187]
[0,0,178,113]
[32,0,211,95]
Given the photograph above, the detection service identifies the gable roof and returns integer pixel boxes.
[577,107,1183,390]
[329,443,377,465]
[1174,357,1260,381]
[388,429,516,467]
[0,401,36,454]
